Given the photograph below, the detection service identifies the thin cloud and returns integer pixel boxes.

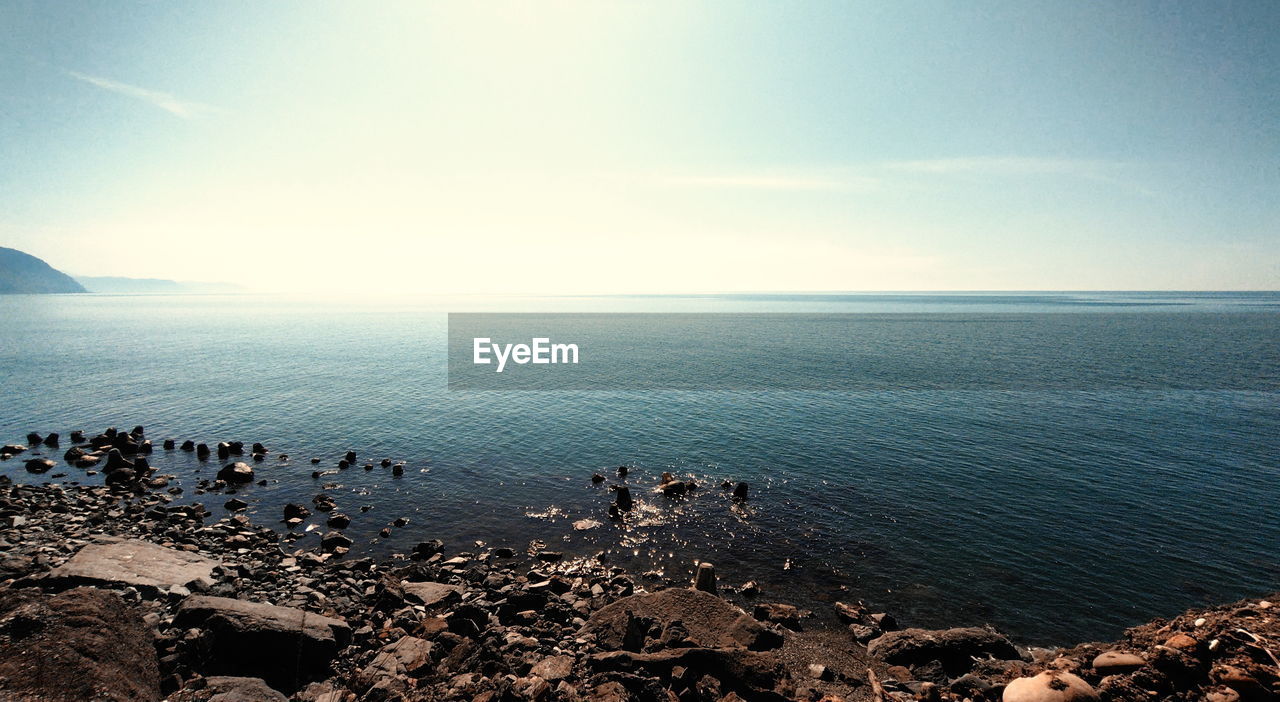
[886,156,1113,176]
[885,156,1156,196]
[660,173,880,192]
[66,70,215,119]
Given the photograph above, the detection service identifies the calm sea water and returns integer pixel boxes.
[1,291,1277,645]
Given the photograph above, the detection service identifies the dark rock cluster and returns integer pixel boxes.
[1,426,1277,701]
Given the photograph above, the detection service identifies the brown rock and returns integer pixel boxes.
[0,587,161,701]
[1091,650,1145,674]
[1002,671,1098,702]
[1163,633,1199,651]
[581,587,782,652]
[166,676,289,701]
[530,654,575,682]
[368,636,434,676]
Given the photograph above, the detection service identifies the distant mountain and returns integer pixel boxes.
[0,247,87,294]
[74,276,245,294]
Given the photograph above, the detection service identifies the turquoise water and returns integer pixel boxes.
[1,291,1277,644]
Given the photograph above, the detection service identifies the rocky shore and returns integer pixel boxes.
[1,427,1277,701]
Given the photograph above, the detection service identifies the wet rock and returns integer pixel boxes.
[217,462,255,483]
[174,595,351,693]
[196,443,210,458]
[166,676,289,701]
[181,440,195,451]
[592,473,606,483]
[217,442,232,460]
[26,432,42,446]
[732,482,749,499]
[42,432,60,447]
[25,457,55,473]
[0,586,161,702]
[321,531,353,553]
[284,503,312,520]
[693,562,717,593]
[224,497,249,512]
[44,537,219,591]
[1002,671,1098,702]
[326,512,351,528]
[868,626,1020,676]
[163,438,176,450]
[412,539,445,558]
[105,448,135,471]
[615,486,633,511]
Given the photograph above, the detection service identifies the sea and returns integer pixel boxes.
[1,290,1277,645]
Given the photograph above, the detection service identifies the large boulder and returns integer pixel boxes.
[0,587,161,701]
[581,587,782,652]
[867,626,1021,675]
[173,595,351,693]
[165,676,288,702]
[43,538,219,592]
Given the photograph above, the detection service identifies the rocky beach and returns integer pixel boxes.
[1,426,1277,702]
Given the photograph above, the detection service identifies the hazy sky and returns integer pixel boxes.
[1,1,1276,292]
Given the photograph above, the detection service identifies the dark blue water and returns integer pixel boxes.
[1,291,1277,645]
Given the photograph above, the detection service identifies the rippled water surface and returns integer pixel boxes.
[1,291,1277,645]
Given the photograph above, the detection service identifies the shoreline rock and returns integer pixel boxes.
[0,427,1277,701]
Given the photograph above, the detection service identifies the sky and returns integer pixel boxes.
[1,1,1277,293]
